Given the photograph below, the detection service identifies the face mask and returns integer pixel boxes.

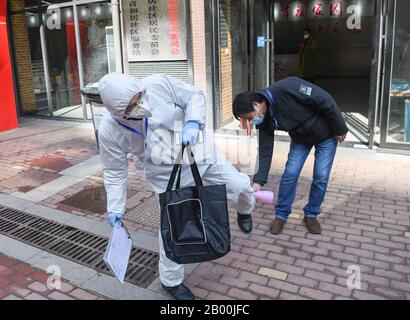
[249,104,265,126]
[304,34,310,40]
[250,113,265,126]
[250,115,264,126]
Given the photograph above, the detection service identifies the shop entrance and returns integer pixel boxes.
[273,0,377,144]
[9,0,114,120]
[215,0,381,146]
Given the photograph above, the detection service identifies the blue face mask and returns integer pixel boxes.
[250,114,265,126]
[250,104,265,126]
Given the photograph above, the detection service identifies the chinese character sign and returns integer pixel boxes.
[294,3,307,17]
[148,0,160,56]
[274,0,373,21]
[123,0,187,61]
[168,0,181,56]
[128,2,141,57]
[329,0,343,17]
[312,2,323,17]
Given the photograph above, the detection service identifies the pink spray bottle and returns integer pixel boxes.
[254,191,274,204]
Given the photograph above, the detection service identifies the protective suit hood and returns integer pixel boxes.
[98,73,152,122]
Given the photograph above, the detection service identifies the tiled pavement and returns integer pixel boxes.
[0,119,97,196]
[184,140,410,300]
[0,253,106,300]
[0,118,410,300]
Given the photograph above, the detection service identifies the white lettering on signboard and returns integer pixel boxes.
[346,5,362,31]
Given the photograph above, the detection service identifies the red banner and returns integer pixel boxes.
[0,1,18,132]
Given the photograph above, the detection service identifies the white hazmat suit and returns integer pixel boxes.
[98,73,255,287]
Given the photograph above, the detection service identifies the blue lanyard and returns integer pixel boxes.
[264,89,275,107]
[116,118,148,138]
[264,89,278,128]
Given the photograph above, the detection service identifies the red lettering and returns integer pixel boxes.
[312,2,322,17]
[329,0,342,17]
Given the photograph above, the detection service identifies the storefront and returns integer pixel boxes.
[208,0,410,151]
[8,0,115,120]
[3,0,410,152]
[6,0,193,121]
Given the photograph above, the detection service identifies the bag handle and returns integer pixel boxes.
[166,147,183,191]
[166,145,203,191]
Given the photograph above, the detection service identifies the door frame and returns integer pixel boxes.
[210,0,251,130]
[368,0,387,149]
[249,0,274,91]
[379,0,410,150]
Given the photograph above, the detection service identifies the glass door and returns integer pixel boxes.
[215,0,250,131]
[272,0,378,146]
[10,0,114,120]
[380,0,410,150]
[44,5,83,118]
[250,0,273,91]
[77,2,113,120]
[215,0,273,133]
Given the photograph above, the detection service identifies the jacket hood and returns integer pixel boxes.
[98,73,152,121]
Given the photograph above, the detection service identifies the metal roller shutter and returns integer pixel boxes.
[128,61,190,83]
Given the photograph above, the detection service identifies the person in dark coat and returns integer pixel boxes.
[298,28,317,83]
[232,77,348,234]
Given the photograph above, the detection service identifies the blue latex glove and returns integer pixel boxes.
[181,121,200,146]
[108,212,122,227]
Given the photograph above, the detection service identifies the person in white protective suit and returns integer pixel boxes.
[97,72,255,300]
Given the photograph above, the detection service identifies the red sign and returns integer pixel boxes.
[0,1,18,132]
[295,3,307,17]
[312,2,323,17]
[168,0,180,56]
[329,0,343,17]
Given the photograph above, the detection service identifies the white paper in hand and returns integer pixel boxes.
[103,222,133,285]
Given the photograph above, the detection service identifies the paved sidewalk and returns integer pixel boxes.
[0,118,409,300]
[185,136,410,300]
[0,253,105,300]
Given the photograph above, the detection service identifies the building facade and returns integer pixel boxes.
[2,0,410,152]
[208,0,410,152]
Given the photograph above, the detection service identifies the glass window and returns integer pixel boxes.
[43,6,83,117]
[218,0,233,128]
[217,0,249,131]
[78,3,113,85]
[387,0,410,144]
[10,8,47,115]
[10,1,114,120]
[253,0,269,91]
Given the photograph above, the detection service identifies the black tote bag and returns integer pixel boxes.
[159,145,230,264]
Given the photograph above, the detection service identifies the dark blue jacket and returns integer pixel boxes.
[253,77,348,186]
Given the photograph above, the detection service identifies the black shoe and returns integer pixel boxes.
[237,212,253,234]
[162,283,195,300]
